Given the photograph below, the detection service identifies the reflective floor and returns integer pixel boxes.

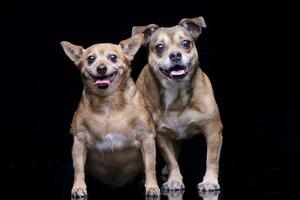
[4,159,297,200]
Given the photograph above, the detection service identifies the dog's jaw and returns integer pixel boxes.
[90,71,118,89]
[83,68,130,98]
[159,64,190,81]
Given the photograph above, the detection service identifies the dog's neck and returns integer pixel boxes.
[82,74,134,113]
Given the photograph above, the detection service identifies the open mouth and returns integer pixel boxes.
[90,71,117,89]
[159,65,188,81]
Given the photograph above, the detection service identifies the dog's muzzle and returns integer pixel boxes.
[89,71,117,89]
[159,65,188,81]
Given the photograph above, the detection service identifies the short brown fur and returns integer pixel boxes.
[133,16,223,191]
[60,34,160,197]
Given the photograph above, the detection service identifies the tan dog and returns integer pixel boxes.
[60,34,160,198]
[133,17,223,191]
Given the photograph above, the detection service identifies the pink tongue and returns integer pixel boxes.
[170,70,185,76]
[94,80,111,86]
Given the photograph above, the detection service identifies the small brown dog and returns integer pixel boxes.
[133,17,223,191]
[60,34,160,198]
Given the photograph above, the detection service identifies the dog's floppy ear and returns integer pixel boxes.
[60,41,84,65]
[179,16,207,39]
[119,33,144,62]
[132,24,159,46]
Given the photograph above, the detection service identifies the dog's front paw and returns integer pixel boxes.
[71,184,87,199]
[145,184,161,197]
[197,178,220,191]
[162,179,185,191]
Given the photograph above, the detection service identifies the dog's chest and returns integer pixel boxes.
[163,86,178,110]
[161,82,189,110]
[94,133,139,151]
[84,111,141,150]
[157,112,201,140]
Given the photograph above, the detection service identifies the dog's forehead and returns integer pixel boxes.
[85,43,123,56]
[150,26,192,44]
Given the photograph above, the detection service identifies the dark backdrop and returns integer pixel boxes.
[1,0,295,199]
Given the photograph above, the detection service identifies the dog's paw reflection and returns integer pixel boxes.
[71,193,88,200]
[145,195,161,200]
[162,190,184,200]
[198,190,220,200]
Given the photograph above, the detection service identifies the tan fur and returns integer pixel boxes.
[61,34,160,197]
[134,16,223,191]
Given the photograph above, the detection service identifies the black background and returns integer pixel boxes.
[1,0,295,199]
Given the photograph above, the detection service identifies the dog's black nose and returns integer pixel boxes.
[169,51,182,62]
[97,65,107,74]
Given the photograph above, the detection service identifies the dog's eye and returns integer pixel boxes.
[87,55,96,64]
[109,54,117,63]
[182,40,191,49]
[155,43,165,54]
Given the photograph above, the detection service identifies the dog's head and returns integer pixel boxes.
[132,17,206,83]
[60,34,143,96]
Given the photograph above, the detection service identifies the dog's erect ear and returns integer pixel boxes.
[179,16,207,39]
[119,33,144,62]
[132,24,159,46]
[60,41,84,64]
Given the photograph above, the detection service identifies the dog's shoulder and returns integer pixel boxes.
[136,64,150,91]
[136,64,162,111]
[192,69,213,94]
[70,100,88,136]
[190,70,219,115]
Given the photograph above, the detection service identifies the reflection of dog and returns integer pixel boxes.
[60,34,160,198]
[162,190,185,200]
[71,196,87,200]
[133,16,223,191]
[198,191,220,200]
[161,190,220,200]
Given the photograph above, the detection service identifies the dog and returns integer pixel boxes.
[60,34,160,198]
[133,16,223,191]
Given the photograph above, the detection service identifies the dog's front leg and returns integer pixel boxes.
[161,141,182,181]
[71,135,88,198]
[198,120,223,191]
[157,134,185,191]
[141,134,160,196]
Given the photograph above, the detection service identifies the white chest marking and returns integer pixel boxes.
[163,86,178,110]
[161,80,188,110]
[96,133,127,151]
